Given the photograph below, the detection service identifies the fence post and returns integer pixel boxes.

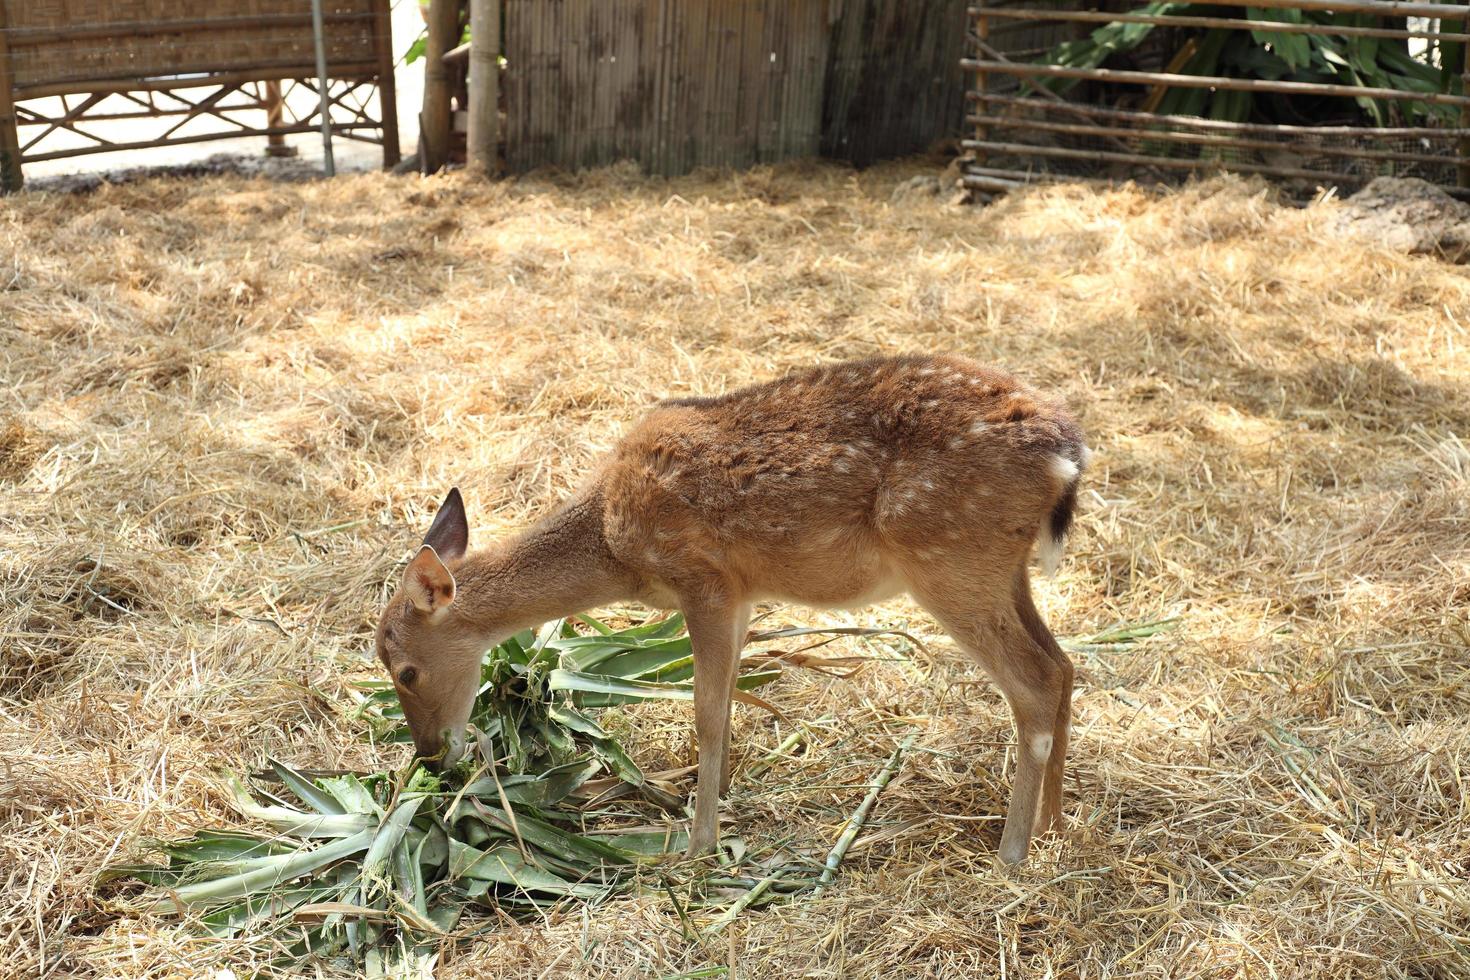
[310,0,336,177]
[374,0,402,167]
[263,81,297,157]
[1461,7,1470,188]
[421,0,459,173]
[973,0,989,169]
[467,0,499,174]
[0,1,23,193]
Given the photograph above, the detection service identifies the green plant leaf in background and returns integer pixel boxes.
[1042,5,1461,126]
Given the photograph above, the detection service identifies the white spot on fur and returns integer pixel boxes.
[834,459,850,473]
[921,399,939,409]
[1079,445,1094,468]
[918,367,936,376]
[1029,734,1054,762]
[920,479,935,492]
[970,421,990,436]
[1050,455,1079,485]
[968,378,981,386]
[949,436,965,450]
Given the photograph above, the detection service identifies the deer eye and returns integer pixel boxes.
[397,666,418,687]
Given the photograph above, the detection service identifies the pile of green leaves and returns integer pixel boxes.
[1043,4,1461,125]
[98,614,859,973]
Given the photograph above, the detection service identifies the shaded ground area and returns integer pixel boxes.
[1,159,1467,978]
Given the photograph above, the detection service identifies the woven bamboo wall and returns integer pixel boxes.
[503,0,983,175]
[4,1,383,96]
[822,0,971,165]
[504,0,829,176]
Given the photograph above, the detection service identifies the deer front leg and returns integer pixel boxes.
[717,604,752,796]
[684,599,740,859]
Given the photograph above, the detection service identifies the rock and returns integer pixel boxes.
[1331,177,1470,263]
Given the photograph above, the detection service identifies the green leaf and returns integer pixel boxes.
[227,776,375,838]
[548,669,696,703]
[319,774,384,818]
[462,758,601,807]
[270,760,347,815]
[199,883,342,938]
[151,829,375,912]
[363,798,425,883]
[450,839,606,899]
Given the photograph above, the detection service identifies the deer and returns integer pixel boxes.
[373,353,1087,865]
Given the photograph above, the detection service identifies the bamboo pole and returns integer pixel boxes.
[1461,7,1470,188]
[812,735,915,895]
[421,0,460,173]
[960,59,1470,108]
[965,173,1025,194]
[23,125,382,164]
[967,114,1458,167]
[969,39,1159,162]
[964,163,1109,185]
[373,0,401,168]
[4,13,376,47]
[973,0,989,168]
[310,0,336,177]
[962,164,1470,199]
[0,0,22,193]
[968,93,1470,138]
[974,0,1470,18]
[967,6,1470,42]
[468,0,500,174]
[16,64,381,101]
[961,138,1353,183]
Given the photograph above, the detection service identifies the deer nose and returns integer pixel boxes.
[440,729,466,768]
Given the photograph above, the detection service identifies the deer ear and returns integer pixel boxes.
[422,487,468,563]
[403,545,456,613]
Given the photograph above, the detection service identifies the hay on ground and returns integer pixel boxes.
[1,158,1468,978]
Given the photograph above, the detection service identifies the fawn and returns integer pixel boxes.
[374,354,1086,864]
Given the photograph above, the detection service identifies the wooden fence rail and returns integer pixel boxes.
[964,0,1470,195]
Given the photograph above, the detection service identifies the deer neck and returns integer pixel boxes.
[448,485,631,641]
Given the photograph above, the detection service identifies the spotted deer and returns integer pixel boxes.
[374,354,1087,864]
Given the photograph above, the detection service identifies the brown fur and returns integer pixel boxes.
[375,353,1086,863]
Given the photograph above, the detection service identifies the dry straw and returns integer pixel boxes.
[1,156,1467,978]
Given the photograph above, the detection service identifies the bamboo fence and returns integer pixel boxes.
[964,0,1470,196]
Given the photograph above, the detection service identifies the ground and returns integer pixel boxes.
[2,159,1467,979]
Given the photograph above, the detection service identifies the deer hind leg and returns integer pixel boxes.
[1013,568,1073,835]
[683,598,742,858]
[910,571,1070,865]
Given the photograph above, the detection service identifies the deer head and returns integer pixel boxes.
[374,488,483,770]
